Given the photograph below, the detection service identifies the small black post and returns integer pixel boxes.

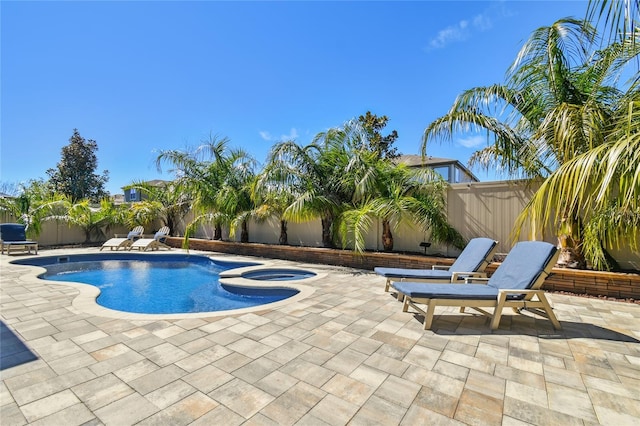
[420,242,431,254]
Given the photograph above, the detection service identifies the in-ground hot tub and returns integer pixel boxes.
[241,268,317,281]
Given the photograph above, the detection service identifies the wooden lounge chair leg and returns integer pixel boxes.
[538,293,562,330]
[423,302,436,330]
[402,297,410,312]
[384,279,391,292]
[491,293,508,330]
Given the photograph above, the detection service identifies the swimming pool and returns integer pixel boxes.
[12,253,309,315]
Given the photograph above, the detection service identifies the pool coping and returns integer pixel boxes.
[8,249,324,320]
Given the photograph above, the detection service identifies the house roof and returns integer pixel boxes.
[395,155,479,182]
[122,179,171,190]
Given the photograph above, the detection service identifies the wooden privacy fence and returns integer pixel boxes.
[3,180,638,270]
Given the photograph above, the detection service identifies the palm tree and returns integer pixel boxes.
[338,152,465,253]
[587,0,639,45]
[253,146,301,245]
[517,0,640,270]
[272,122,367,248]
[156,136,258,246]
[217,148,258,243]
[422,17,639,270]
[64,199,121,244]
[125,180,192,235]
[0,180,67,238]
[155,135,231,244]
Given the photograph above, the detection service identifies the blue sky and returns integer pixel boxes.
[2,0,588,194]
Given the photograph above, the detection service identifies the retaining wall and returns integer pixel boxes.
[166,237,640,300]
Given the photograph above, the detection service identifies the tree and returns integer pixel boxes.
[357,111,400,160]
[254,142,308,245]
[63,199,122,243]
[274,123,361,248]
[218,149,258,243]
[125,180,192,235]
[156,135,231,242]
[339,160,465,253]
[587,0,639,45]
[0,179,67,237]
[422,17,639,270]
[155,135,257,245]
[47,129,109,202]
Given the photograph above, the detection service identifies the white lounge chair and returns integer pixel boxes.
[130,226,171,251]
[100,226,144,251]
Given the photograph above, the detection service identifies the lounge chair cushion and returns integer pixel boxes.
[373,267,453,279]
[448,237,498,272]
[375,237,497,279]
[127,230,141,239]
[1,223,29,241]
[487,241,557,290]
[393,282,500,300]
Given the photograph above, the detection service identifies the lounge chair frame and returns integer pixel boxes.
[130,226,171,251]
[379,238,498,293]
[399,243,561,330]
[0,223,38,255]
[100,226,144,251]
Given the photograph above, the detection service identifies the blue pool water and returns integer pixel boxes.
[242,268,316,281]
[16,254,300,314]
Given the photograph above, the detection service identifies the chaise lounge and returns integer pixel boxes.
[393,241,560,330]
[0,223,38,255]
[100,226,144,251]
[130,226,171,251]
[375,237,498,294]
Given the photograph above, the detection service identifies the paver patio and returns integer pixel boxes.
[1,248,639,425]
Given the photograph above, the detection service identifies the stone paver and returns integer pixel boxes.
[1,247,640,425]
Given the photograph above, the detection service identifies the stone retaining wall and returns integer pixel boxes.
[167,237,640,300]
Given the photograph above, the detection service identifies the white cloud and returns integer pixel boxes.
[259,131,272,141]
[281,128,298,140]
[472,13,493,31]
[425,3,509,51]
[428,20,469,50]
[457,135,485,148]
[259,128,299,142]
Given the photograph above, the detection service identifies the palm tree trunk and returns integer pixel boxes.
[240,220,249,243]
[279,220,288,245]
[214,224,222,240]
[321,216,333,248]
[381,219,393,251]
[557,214,586,269]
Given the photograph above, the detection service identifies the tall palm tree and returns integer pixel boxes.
[519,0,640,270]
[217,148,258,243]
[269,138,348,248]
[125,180,192,235]
[338,153,465,253]
[253,145,302,245]
[587,0,639,45]
[423,17,639,270]
[155,135,231,245]
[0,180,67,238]
[64,199,120,244]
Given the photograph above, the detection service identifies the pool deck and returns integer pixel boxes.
[1,248,639,425]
